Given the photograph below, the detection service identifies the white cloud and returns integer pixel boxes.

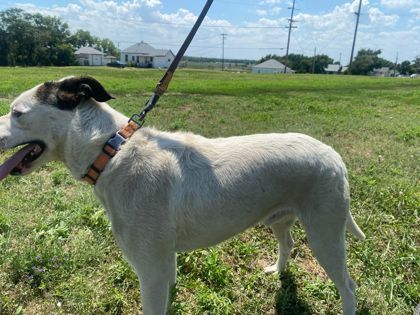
[376,26,420,61]
[380,0,418,9]
[14,0,230,50]
[259,0,414,62]
[368,7,399,26]
[143,0,161,7]
[9,0,420,62]
[256,9,267,16]
[157,8,197,24]
[256,7,281,16]
[270,7,282,15]
[256,17,284,27]
[259,0,284,5]
[410,8,420,19]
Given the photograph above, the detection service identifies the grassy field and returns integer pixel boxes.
[0,67,419,315]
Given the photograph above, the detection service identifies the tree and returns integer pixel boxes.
[283,54,312,73]
[0,23,9,66]
[399,60,412,75]
[412,56,420,74]
[69,29,97,48]
[349,49,392,75]
[311,54,334,74]
[69,30,119,57]
[257,53,333,74]
[98,38,119,57]
[0,8,119,66]
[0,8,76,66]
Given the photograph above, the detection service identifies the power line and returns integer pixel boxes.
[120,17,285,29]
[114,39,284,51]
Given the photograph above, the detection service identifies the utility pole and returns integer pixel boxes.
[312,46,317,74]
[349,0,362,72]
[393,52,398,77]
[284,0,297,73]
[221,33,227,71]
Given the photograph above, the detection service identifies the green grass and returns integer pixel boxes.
[0,67,419,314]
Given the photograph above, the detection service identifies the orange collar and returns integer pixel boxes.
[83,120,141,185]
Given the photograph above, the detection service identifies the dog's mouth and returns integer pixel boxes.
[0,141,46,181]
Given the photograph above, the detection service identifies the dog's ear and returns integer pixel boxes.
[56,76,115,110]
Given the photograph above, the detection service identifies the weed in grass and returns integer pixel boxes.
[0,213,11,234]
[394,126,420,145]
[196,288,233,315]
[9,241,68,293]
[178,249,232,289]
[169,117,189,131]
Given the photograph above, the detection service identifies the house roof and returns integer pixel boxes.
[324,64,349,73]
[373,67,390,72]
[75,46,104,55]
[253,59,292,70]
[325,64,341,72]
[122,41,173,57]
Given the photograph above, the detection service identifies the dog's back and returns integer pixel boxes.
[113,129,350,251]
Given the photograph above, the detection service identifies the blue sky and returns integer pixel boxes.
[1,0,419,63]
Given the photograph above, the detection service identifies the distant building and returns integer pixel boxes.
[75,47,105,66]
[104,55,117,65]
[252,59,295,74]
[324,64,348,74]
[370,67,398,77]
[120,41,175,68]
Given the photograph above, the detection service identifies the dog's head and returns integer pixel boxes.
[0,76,114,181]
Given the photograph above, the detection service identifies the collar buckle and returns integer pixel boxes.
[106,132,127,151]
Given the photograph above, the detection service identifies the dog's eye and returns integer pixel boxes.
[12,109,23,118]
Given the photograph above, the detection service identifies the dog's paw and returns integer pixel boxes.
[264,264,279,275]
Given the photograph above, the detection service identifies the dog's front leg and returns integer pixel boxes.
[135,252,177,315]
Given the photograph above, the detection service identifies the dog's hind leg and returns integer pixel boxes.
[299,209,357,315]
[264,214,296,274]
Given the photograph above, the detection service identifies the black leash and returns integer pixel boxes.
[83,0,213,184]
[129,0,214,127]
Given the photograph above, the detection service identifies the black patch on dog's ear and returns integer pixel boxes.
[56,76,115,110]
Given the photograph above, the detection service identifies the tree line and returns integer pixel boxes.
[258,49,420,75]
[1,7,419,74]
[0,8,118,66]
[259,53,333,74]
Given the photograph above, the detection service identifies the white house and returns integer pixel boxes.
[252,59,295,74]
[75,47,105,66]
[104,55,117,64]
[371,67,397,77]
[324,64,348,74]
[120,41,175,68]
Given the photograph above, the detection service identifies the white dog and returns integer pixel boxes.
[0,76,365,315]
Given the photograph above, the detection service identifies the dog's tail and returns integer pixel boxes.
[346,212,365,240]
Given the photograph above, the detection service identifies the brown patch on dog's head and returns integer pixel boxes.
[35,76,114,110]
[35,81,58,105]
